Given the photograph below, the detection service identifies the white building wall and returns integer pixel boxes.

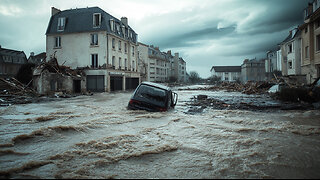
[276,49,282,71]
[287,41,296,75]
[46,31,107,68]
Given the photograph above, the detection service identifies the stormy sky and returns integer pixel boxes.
[0,0,311,78]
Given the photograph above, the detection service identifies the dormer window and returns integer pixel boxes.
[110,19,114,32]
[122,25,125,36]
[116,24,120,35]
[57,17,65,31]
[93,13,101,28]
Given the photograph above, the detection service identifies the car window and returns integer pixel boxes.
[135,84,167,107]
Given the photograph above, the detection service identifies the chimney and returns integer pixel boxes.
[30,52,35,56]
[51,7,61,16]
[167,50,171,55]
[121,17,128,27]
[175,52,179,58]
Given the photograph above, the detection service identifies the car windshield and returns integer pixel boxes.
[134,84,167,107]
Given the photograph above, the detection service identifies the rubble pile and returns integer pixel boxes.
[36,57,85,77]
[179,81,274,95]
[0,77,40,106]
[185,94,314,114]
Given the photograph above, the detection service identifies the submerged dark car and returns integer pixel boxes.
[127,82,178,112]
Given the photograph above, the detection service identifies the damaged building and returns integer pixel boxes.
[33,58,86,95]
[45,7,140,92]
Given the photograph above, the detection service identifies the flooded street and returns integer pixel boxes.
[1,85,320,179]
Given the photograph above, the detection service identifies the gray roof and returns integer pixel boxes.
[0,47,27,64]
[28,52,46,64]
[211,66,241,72]
[280,28,301,45]
[46,7,137,43]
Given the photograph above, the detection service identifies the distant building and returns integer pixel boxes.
[279,27,303,77]
[148,45,168,82]
[241,59,265,83]
[265,47,282,81]
[28,52,46,65]
[137,42,149,82]
[210,66,241,82]
[299,0,320,84]
[164,50,174,81]
[173,53,187,83]
[46,7,140,92]
[0,46,27,78]
[137,43,187,83]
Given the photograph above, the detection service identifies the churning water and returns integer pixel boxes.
[1,86,320,178]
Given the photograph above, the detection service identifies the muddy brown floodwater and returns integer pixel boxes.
[0,85,320,179]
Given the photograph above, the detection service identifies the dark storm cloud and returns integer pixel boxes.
[0,0,314,78]
[156,26,236,49]
[239,0,310,35]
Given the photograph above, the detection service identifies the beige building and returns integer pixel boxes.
[148,46,168,82]
[241,59,265,83]
[173,53,187,83]
[46,7,140,92]
[138,44,187,83]
[299,0,320,84]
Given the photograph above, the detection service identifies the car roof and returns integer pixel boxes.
[140,81,171,91]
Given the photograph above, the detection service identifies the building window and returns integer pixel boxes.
[54,36,61,48]
[112,56,115,68]
[305,27,308,33]
[288,44,293,54]
[132,60,135,71]
[110,19,114,32]
[118,40,121,51]
[288,61,293,69]
[316,35,320,52]
[124,43,127,53]
[132,46,135,56]
[93,13,101,28]
[91,34,98,45]
[125,59,127,70]
[91,54,98,68]
[316,20,320,29]
[57,17,65,31]
[112,38,115,49]
[306,46,310,58]
[116,24,120,35]
[119,57,122,69]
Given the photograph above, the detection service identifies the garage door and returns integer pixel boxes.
[126,78,139,90]
[110,76,123,91]
[87,75,105,92]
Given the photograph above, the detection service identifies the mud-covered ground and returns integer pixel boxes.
[0,85,320,179]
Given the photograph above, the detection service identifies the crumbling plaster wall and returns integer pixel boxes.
[34,70,82,95]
